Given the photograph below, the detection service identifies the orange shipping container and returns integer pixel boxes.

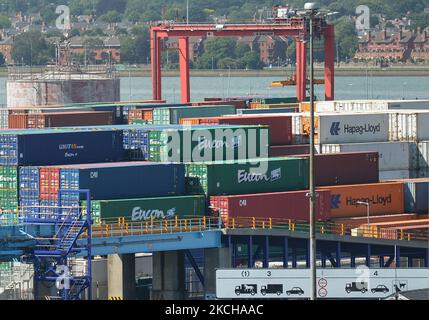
[128,109,153,123]
[319,182,404,218]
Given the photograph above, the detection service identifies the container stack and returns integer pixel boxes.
[0,97,428,236]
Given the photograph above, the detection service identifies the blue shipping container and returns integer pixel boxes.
[404,180,429,214]
[59,162,185,200]
[19,167,39,199]
[0,130,126,166]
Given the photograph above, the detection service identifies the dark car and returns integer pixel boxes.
[371,285,389,294]
[286,287,304,296]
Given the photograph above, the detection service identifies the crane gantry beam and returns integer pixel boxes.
[150,21,335,103]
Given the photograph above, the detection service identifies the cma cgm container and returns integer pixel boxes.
[318,141,417,171]
[291,152,379,186]
[88,195,206,223]
[8,111,114,129]
[403,179,429,214]
[190,115,293,146]
[152,105,236,125]
[210,189,331,222]
[319,182,404,218]
[269,145,310,157]
[302,112,390,144]
[148,125,270,162]
[58,162,185,200]
[186,157,309,196]
[0,129,125,166]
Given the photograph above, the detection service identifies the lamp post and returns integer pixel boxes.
[357,201,370,236]
[304,2,319,301]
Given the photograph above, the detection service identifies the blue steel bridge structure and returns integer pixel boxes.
[0,194,428,300]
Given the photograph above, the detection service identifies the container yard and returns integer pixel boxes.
[0,1,428,305]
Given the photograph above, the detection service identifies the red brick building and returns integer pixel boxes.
[355,29,415,61]
[411,29,429,62]
[0,37,14,64]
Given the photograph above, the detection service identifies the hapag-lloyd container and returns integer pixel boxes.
[184,115,293,146]
[186,157,309,196]
[317,141,418,171]
[152,105,237,125]
[291,152,379,186]
[148,125,269,162]
[87,195,206,222]
[379,170,417,181]
[303,112,390,144]
[210,189,331,222]
[269,145,310,157]
[389,111,429,141]
[0,129,126,166]
[319,182,404,218]
[8,111,114,129]
[301,100,429,113]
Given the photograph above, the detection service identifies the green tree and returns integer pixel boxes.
[334,19,358,61]
[0,13,11,29]
[99,10,122,24]
[11,31,54,65]
[239,51,263,69]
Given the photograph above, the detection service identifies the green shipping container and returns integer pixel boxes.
[186,157,309,196]
[152,105,237,125]
[85,195,206,223]
[0,166,18,225]
[148,125,270,162]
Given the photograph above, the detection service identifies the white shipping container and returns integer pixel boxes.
[417,141,429,169]
[389,111,429,141]
[315,100,390,113]
[291,114,308,144]
[317,141,417,171]
[316,112,390,144]
[387,100,429,110]
[379,170,416,181]
[0,108,8,129]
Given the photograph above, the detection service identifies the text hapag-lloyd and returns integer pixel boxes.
[238,168,281,183]
[132,207,176,221]
[347,194,392,207]
[342,123,381,135]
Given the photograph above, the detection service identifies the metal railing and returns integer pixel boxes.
[88,215,429,243]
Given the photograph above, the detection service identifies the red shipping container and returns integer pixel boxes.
[9,111,114,129]
[199,115,293,146]
[269,145,310,157]
[128,109,153,123]
[192,100,246,109]
[210,189,331,223]
[39,168,60,200]
[290,151,379,186]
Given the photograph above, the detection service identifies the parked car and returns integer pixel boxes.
[371,285,389,293]
[286,287,304,296]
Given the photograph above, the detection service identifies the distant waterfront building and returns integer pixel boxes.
[0,37,14,64]
[355,28,415,62]
[411,28,429,62]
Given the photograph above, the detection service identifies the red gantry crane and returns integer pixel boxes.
[150,13,334,103]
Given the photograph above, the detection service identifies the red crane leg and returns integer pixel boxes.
[324,24,335,101]
[151,31,162,100]
[179,37,191,103]
[295,39,307,102]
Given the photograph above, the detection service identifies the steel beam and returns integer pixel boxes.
[396,246,401,268]
[324,24,335,100]
[283,237,289,269]
[350,255,356,268]
[336,242,341,268]
[248,236,253,268]
[178,37,191,103]
[184,250,204,288]
[151,31,162,100]
[263,236,269,268]
[366,244,371,267]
